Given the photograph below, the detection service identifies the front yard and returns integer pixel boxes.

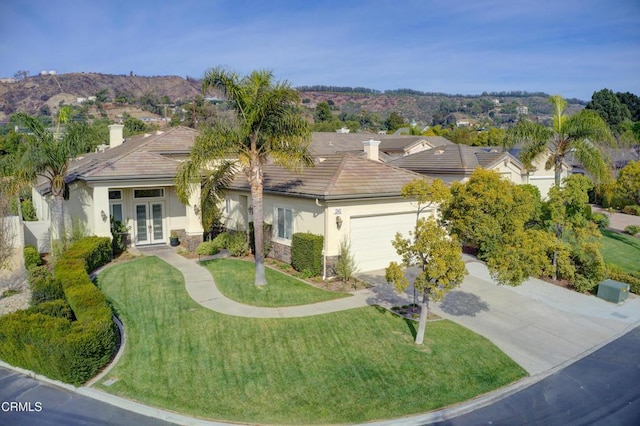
[96,256,526,424]
[600,229,640,275]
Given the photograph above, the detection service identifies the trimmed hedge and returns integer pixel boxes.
[291,232,324,277]
[28,266,63,305]
[23,245,42,270]
[26,299,74,321]
[622,205,640,216]
[624,225,640,236]
[196,240,222,256]
[0,236,115,385]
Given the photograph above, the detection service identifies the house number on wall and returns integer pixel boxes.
[334,209,342,215]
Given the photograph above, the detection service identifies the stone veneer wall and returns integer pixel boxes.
[185,234,203,252]
[269,241,291,264]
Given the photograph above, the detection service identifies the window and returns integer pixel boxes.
[134,188,164,198]
[108,190,122,200]
[276,207,293,240]
[110,203,123,226]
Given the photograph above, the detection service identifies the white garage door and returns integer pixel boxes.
[350,213,416,272]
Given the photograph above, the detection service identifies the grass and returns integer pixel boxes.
[600,229,640,275]
[201,258,350,307]
[96,256,526,424]
[1,289,20,298]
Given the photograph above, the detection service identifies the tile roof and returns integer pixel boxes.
[37,126,199,193]
[389,144,524,174]
[228,153,431,200]
[308,132,450,157]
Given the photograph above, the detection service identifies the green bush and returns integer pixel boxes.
[28,266,63,305]
[23,245,42,270]
[225,231,249,257]
[624,225,640,236]
[195,240,222,256]
[606,264,640,294]
[583,204,592,220]
[622,205,640,216]
[27,299,74,320]
[20,199,37,221]
[0,236,115,385]
[291,233,324,277]
[591,212,610,229]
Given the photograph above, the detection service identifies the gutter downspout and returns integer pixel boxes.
[316,198,327,281]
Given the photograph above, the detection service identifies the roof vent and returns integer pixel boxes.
[434,149,445,155]
[317,157,326,163]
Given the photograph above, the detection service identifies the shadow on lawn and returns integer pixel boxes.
[439,291,489,317]
[602,229,640,248]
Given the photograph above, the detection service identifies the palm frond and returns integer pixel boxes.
[506,120,552,168]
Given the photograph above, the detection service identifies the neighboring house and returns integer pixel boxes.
[308,132,451,161]
[224,152,434,274]
[389,144,568,198]
[31,125,204,250]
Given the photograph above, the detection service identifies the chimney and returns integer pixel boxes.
[362,139,381,162]
[108,124,124,149]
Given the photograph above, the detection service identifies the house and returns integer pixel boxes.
[31,125,204,250]
[388,144,569,198]
[223,150,434,274]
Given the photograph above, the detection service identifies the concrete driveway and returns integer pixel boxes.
[359,256,640,376]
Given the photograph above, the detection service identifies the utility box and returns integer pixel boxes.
[597,279,630,303]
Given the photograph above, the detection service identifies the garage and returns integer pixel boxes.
[350,213,416,272]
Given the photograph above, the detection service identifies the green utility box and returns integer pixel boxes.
[597,279,630,303]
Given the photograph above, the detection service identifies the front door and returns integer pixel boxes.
[135,202,165,245]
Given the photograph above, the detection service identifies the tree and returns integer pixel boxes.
[616,92,640,122]
[586,89,631,133]
[386,217,466,345]
[314,101,333,123]
[507,95,614,187]
[544,175,605,291]
[11,110,101,242]
[175,67,312,286]
[616,160,640,205]
[386,178,465,344]
[385,112,405,131]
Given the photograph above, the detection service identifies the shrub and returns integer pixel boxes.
[0,236,115,385]
[583,204,592,220]
[23,245,42,270]
[291,233,324,277]
[335,237,358,284]
[20,199,37,221]
[622,205,640,216]
[28,266,63,305]
[27,299,74,320]
[606,264,640,294]
[591,212,610,229]
[225,231,249,257]
[195,240,221,256]
[624,225,640,236]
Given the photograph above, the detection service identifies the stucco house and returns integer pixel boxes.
[32,125,204,250]
[223,151,434,275]
[388,144,569,198]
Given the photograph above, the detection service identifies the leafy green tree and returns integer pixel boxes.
[616,160,640,205]
[401,178,449,222]
[443,169,552,286]
[385,112,405,131]
[586,89,631,133]
[476,127,506,148]
[507,95,614,186]
[176,67,312,286]
[314,101,333,123]
[544,175,605,290]
[386,217,466,345]
[123,115,148,136]
[616,92,640,122]
[11,111,101,241]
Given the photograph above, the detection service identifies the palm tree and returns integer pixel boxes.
[507,95,614,187]
[12,110,100,242]
[176,67,313,286]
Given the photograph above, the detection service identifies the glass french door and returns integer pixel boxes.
[135,202,164,245]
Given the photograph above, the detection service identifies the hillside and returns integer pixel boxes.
[0,72,585,126]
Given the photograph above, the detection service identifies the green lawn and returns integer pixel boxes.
[96,256,526,424]
[601,230,640,274]
[201,258,349,306]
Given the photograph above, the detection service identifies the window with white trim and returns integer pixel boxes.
[276,207,293,241]
[134,188,164,198]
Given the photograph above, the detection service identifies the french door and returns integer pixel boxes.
[134,202,165,245]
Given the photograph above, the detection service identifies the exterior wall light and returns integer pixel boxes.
[336,215,343,229]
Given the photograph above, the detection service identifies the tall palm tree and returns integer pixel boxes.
[176,67,313,286]
[12,110,100,242]
[507,95,614,187]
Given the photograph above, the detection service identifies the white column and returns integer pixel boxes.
[92,186,112,237]
[186,184,204,236]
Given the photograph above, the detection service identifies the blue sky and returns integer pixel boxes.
[1,0,639,100]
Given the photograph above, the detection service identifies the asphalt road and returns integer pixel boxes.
[435,325,640,425]
[0,368,172,426]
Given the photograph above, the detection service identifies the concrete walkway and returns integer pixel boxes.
[150,248,374,318]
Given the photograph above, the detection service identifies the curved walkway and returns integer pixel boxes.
[150,248,378,318]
